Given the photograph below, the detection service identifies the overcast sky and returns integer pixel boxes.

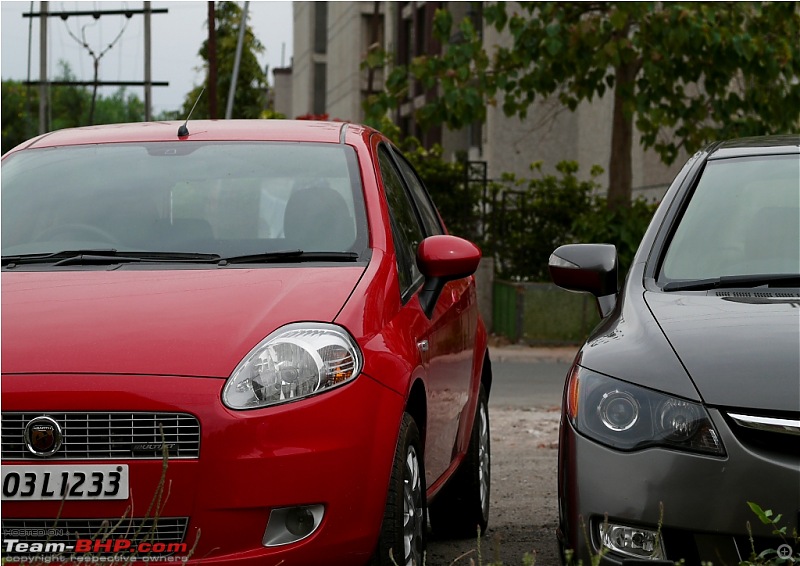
[1,1,294,116]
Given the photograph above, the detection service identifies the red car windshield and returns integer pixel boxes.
[1,142,367,259]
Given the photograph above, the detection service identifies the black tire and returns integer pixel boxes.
[371,413,427,566]
[429,384,490,539]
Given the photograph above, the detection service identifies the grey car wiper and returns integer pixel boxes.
[663,273,800,292]
[218,250,360,265]
[2,250,221,267]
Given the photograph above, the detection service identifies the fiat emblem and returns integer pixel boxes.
[24,416,63,457]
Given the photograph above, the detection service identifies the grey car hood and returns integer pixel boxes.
[645,291,800,412]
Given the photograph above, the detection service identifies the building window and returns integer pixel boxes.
[314,2,328,55]
[362,11,384,52]
[415,5,426,55]
[313,62,327,115]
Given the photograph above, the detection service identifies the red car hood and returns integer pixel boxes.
[2,268,364,378]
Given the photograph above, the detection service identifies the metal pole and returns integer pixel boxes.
[38,1,48,134]
[144,1,152,120]
[225,1,249,119]
[207,2,218,118]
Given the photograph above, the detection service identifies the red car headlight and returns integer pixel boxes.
[223,323,363,410]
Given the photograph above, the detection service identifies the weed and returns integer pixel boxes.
[561,501,798,566]
[741,502,799,565]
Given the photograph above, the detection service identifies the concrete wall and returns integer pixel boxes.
[292,2,387,123]
[272,68,293,118]
[291,2,314,117]
[326,3,363,121]
[493,281,600,345]
[328,3,388,122]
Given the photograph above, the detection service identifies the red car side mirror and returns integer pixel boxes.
[416,235,481,318]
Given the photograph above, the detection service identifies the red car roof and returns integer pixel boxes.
[9,120,366,153]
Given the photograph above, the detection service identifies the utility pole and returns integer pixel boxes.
[144,1,152,120]
[38,1,48,134]
[225,1,249,119]
[208,2,218,118]
[24,5,168,124]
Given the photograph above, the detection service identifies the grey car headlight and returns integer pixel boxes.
[223,323,363,410]
[566,367,725,456]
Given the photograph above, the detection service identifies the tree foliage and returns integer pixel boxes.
[2,61,145,153]
[487,161,657,281]
[491,161,601,281]
[401,140,481,242]
[180,1,267,119]
[392,141,658,281]
[365,2,800,208]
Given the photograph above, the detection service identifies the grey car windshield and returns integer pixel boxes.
[1,142,367,259]
[659,154,800,283]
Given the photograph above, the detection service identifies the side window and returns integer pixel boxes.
[392,150,445,237]
[378,146,425,299]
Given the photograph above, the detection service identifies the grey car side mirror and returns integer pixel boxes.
[549,243,619,318]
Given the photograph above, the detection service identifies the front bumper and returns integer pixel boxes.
[2,372,404,565]
[558,408,800,565]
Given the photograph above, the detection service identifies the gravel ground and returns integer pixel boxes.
[426,404,563,565]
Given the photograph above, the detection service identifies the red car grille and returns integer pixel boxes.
[1,412,200,460]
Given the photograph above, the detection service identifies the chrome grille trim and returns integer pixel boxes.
[728,413,800,437]
[2,412,200,460]
[1,517,189,545]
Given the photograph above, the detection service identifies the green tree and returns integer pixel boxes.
[2,61,145,153]
[1,81,38,153]
[93,88,146,125]
[49,61,90,132]
[491,161,601,281]
[181,1,267,119]
[400,140,481,242]
[366,2,800,209]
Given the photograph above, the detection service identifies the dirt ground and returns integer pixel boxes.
[426,406,562,566]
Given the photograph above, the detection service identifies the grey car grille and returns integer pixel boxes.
[1,412,200,460]
[1,517,189,547]
[726,411,800,457]
[728,413,800,436]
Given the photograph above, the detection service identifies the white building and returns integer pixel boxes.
[279,1,683,202]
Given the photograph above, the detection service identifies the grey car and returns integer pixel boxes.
[549,135,799,565]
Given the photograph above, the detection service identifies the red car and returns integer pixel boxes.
[1,120,492,565]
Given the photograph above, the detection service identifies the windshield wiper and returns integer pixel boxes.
[3,249,362,267]
[2,250,221,267]
[218,250,360,265]
[2,249,122,267]
[663,273,800,292]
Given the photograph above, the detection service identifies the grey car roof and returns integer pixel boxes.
[708,134,800,160]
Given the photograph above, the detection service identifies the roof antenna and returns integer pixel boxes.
[178,87,205,138]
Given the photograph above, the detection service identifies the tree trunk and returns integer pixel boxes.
[607,62,636,211]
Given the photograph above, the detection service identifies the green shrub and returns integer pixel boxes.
[488,161,601,281]
[488,161,658,282]
[400,139,484,244]
[572,195,659,281]
[385,130,658,284]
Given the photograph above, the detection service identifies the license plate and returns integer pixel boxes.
[1,465,129,501]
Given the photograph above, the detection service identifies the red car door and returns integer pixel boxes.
[377,145,477,488]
